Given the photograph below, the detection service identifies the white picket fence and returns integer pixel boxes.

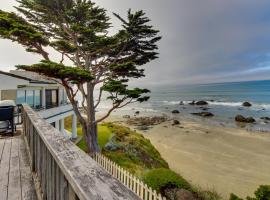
[93,153,166,200]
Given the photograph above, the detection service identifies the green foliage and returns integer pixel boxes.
[104,123,169,175]
[0,9,49,55]
[64,117,112,152]
[102,79,150,104]
[230,185,270,200]
[142,168,190,193]
[17,60,93,84]
[193,186,223,200]
[8,0,161,110]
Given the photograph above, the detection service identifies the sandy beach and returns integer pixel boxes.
[105,112,270,199]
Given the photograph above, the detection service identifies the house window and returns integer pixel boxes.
[59,89,64,105]
[34,90,41,108]
[26,90,34,107]
[16,90,26,104]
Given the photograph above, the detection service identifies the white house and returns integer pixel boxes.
[0,70,77,139]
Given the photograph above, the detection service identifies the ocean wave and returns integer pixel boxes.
[160,100,270,110]
[208,101,242,107]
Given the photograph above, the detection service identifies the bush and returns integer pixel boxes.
[230,185,270,200]
[142,168,190,194]
[192,186,222,200]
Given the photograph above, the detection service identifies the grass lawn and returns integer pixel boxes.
[64,117,112,152]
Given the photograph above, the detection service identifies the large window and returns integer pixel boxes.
[59,89,64,105]
[46,89,58,108]
[16,90,26,104]
[26,90,34,107]
[34,90,41,108]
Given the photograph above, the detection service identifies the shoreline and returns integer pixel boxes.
[101,110,270,199]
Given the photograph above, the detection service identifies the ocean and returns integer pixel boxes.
[96,79,270,131]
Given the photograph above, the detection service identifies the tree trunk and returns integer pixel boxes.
[82,122,99,154]
[84,82,100,154]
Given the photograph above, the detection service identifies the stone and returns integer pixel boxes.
[122,115,131,119]
[135,111,140,115]
[201,107,210,111]
[242,102,252,107]
[195,100,208,105]
[172,110,180,114]
[261,117,270,121]
[179,101,184,105]
[246,117,256,123]
[172,120,180,125]
[137,125,150,131]
[191,112,214,117]
[189,101,195,105]
[235,115,256,123]
[235,115,246,122]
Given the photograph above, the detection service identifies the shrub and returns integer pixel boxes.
[230,185,270,200]
[192,186,223,200]
[142,168,190,194]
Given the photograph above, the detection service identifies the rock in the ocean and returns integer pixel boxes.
[172,110,180,114]
[135,111,140,115]
[246,117,256,123]
[261,117,270,121]
[201,107,210,111]
[123,115,131,119]
[242,102,252,107]
[191,112,214,117]
[172,120,180,125]
[189,101,195,105]
[235,115,246,122]
[235,115,255,123]
[196,100,208,105]
[179,101,184,105]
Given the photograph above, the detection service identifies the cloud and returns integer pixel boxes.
[1,0,270,85]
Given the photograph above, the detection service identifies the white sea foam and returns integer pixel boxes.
[161,100,270,110]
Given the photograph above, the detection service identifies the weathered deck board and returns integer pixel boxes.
[0,138,12,200]
[0,136,37,200]
[0,139,6,162]
[8,137,22,200]
[19,136,37,200]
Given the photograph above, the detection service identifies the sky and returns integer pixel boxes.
[1,0,270,86]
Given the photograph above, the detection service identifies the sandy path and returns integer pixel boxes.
[142,120,270,199]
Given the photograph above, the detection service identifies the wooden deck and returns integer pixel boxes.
[0,134,37,200]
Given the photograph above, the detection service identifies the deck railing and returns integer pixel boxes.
[22,104,140,200]
[93,153,166,200]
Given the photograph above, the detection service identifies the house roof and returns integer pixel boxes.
[0,70,58,85]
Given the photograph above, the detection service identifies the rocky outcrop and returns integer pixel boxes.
[188,101,195,105]
[179,101,184,105]
[191,112,214,117]
[172,110,180,114]
[261,117,270,121]
[127,116,168,127]
[135,111,140,115]
[195,100,208,105]
[242,102,252,107]
[172,120,180,125]
[235,115,255,123]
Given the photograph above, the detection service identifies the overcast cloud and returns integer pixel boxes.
[1,0,270,85]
